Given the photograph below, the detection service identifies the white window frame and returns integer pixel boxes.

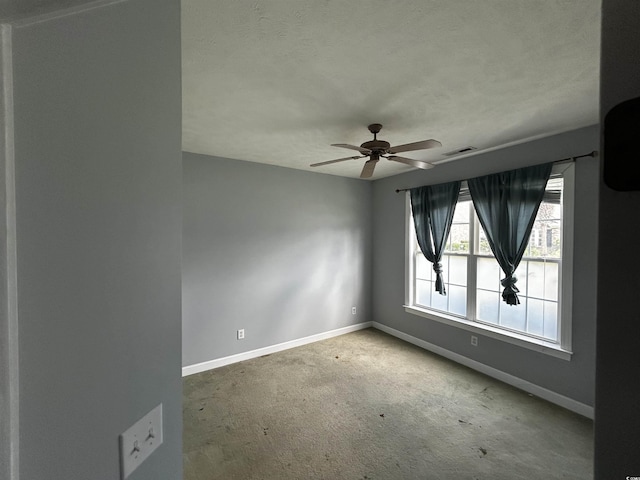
[404,163,574,360]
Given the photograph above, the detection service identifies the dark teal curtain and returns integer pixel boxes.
[410,181,461,295]
[468,163,553,305]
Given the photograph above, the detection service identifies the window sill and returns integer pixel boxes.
[404,305,572,361]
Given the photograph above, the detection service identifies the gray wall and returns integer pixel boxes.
[372,125,599,406]
[182,153,372,367]
[0,0,93,20]
[0,27,16,480]
[595,0,640,476]
[3,0,183,478]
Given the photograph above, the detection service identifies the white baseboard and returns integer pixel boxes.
[182,321,373,377]
[372,322,594,419]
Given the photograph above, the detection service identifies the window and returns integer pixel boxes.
[405,164,573,359]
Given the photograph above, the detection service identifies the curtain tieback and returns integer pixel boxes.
[500,275,519,289]
[433,262,446,295]
[501,275,520,306]
[500,275,520,305]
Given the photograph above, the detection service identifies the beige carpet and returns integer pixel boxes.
[183,328,593,479]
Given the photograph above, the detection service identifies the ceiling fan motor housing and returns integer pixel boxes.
[360,139,391,153]
[362,124,389,153]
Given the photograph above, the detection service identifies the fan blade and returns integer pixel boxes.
[310,155,364,167]
[387,156,435,170]
[360,158,379,178]
[388,139,442,154]
[331,143,372,155]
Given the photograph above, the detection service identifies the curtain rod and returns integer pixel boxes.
[394,150,598,193]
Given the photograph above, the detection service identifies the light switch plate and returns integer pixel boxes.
[119,403,163,479]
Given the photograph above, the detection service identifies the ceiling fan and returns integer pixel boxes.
[310,123,442,178]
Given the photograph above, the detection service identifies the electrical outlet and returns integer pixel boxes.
[471,335,478,346]
[351,306,357,315]
[237,329,245,340]
[119,404,163,479]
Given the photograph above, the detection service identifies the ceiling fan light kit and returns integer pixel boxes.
[311,124,441,178]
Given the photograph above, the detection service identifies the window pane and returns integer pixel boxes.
[449,285,467,316]
[544,262,559,301]
[431,288,448,311]
[499,302,526,332]
[453,201,470,223]
[416,279,432,307]
[526,195,562,259]
[416,253,431,280]
[543,219,562,258]
[527,298,545,337]
[477,289,499,324]
[527,261,545,298]
[477,257,500,291]
[447,224,470,253]
[449,255,467,286]
[528,220,561,258]
[513,263,528,296]
[543,301,558,341]
[478,227,492,255]
[440,255,450,284]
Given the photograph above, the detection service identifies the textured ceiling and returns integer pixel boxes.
[182,0,600,179]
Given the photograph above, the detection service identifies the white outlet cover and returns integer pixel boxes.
[119,403,163,479]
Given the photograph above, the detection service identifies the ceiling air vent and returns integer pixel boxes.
[444,146,477,157]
